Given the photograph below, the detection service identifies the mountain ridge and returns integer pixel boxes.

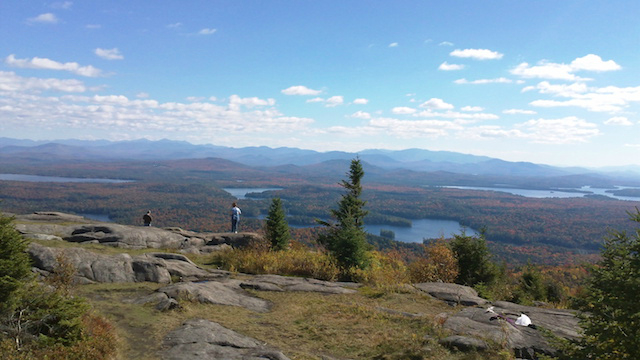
[1,137,639,180]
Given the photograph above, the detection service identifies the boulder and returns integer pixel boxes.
[442,302,579,359]
[27,243,213,284]
[157,281,272,313]
[414,282,488,306]
[161,319,290,360]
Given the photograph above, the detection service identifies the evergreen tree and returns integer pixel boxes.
[317,157,370,270]
[449,230,499,287]
[559,209,640,360]
[0,214,32,312]
[265,197,291,251]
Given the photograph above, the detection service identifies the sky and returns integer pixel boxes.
[1,1,640,168]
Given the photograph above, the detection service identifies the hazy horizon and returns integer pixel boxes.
[2,1,639,168]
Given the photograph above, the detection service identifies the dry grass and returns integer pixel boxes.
[75,281,474,360]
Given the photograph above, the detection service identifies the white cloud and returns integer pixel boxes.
[325,96,344,107]
[229,95,275,110]
[389,42,399,47]
[503,109,537,115]
[5,54,102,77]
[420,98,454,110]
[528,83,640,112]
[416,109,499,121]
[353,98,369,105]
[439,62,465,71]
[511,54,620,81]
[455,77,513,84]
[137,92,150,99]
[167,22,182,29]
[351,111,372,119]
[198,28,217,35]
[461,106,483,112]
[95,48,124,60]
[439,41,454,46]
[392,107,417,115]
[281,85,322,96]
[450,48,503,60]
[516,116,600,144]
[605,116,633,126]
[0,71,86,92]
[304,95,343,107]
[367,117,464,138]
[571,54,621,72]
[27,13,59,24]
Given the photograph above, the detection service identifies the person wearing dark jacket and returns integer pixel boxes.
[143,210,152,226]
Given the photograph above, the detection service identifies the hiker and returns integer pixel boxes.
[143,210,152,226]
[231,202,241,233]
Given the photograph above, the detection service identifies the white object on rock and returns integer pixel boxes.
[515,314,532,326]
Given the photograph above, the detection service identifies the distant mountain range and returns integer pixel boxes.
[1,137,639,183]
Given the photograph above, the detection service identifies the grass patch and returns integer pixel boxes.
[73,281,507,359]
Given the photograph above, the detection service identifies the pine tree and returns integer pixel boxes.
[265,197,291,251]
[318,157,370,270]
[559,209,640,360]
[0,213,32,312]
[448,230,499,287]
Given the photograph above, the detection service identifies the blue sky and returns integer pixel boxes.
[1,1,639,167]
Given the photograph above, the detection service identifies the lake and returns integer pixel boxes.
[0,173,132,183]
[223,187,283,200]
[443,185,640,201]
[365,219,476,243]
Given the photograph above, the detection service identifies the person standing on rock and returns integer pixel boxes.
[143,210,152,226]
[231,202,241,233]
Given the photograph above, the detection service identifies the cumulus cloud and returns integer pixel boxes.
[198,28,217,35]
[511,54,621,80]
[605,116,633,126]
[420,98,454,110]
[450,48,503,60]
[353,98,369,105]
[570,54,622,72]
[0,71,86,92]
[5,54,102,77]
[392,107,417,115]
[351,111,372,119]
[325,96,344,107]
[461,106,483,112]
[281,85,322,96]
[528,83,640,112]
[515,116,599,144]
[27,13,59,24]
[228,95,275,110]
[95,48,124,60]
[439,62,465,71]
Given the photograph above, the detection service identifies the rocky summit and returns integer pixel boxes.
[11,211,581,360]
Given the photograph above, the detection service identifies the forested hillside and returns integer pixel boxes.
[1,150,639,266]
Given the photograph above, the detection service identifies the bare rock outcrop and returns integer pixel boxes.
[27,242,220,284]
[14,211,265,253]
[161,319,290,360]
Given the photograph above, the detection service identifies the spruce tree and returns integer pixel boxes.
[318,157,370,270]
[265,197,291,251]
[559,209,640,360]
[0,213,32,312]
